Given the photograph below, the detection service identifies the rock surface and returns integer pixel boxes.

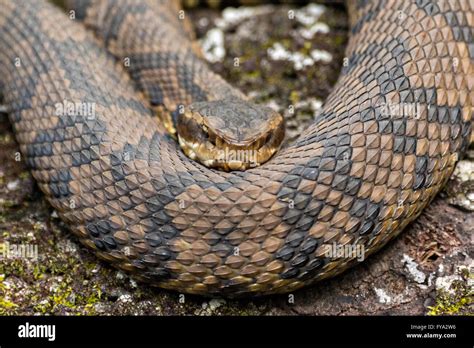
[0,2,472,316]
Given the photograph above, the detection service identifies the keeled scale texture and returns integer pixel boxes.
[0,0,472,296]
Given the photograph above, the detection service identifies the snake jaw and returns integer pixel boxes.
[176,100,285,171]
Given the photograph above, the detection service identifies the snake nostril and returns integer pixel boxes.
[265,133,272,144]
[204,130,216,146]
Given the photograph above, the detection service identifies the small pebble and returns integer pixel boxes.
[201,28,225,63]
[118,294,132,303]
[7,179,20,191]
[209,298,226,311]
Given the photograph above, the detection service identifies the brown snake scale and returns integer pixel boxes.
[0,0,472,296]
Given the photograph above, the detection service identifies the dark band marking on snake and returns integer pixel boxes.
[0,0,472,296]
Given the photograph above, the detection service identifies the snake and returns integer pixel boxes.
[0,0,472,297]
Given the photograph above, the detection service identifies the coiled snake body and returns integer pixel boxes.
[0,0,472,296]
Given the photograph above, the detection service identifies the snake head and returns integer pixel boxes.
[177,99,285,171]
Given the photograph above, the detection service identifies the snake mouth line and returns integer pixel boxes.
[179,138,262,170]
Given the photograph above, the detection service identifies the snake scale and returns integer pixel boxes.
[0,0,472,297]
